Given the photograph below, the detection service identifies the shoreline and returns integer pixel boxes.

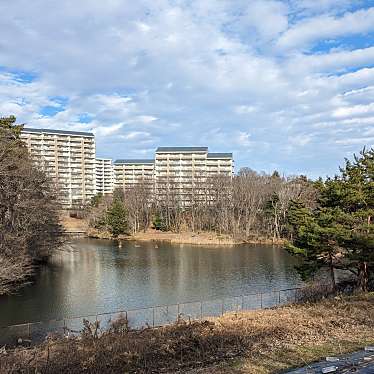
[86,228,285,246]
[61,216,285,246]
[86,228,242,246]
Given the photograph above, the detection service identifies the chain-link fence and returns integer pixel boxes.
[0,286,314,347]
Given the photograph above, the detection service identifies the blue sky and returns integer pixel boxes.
[1,0,374,178]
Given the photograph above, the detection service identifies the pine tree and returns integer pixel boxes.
[105,199,128,237]
[0,115,23,138]
[287,148,374,291]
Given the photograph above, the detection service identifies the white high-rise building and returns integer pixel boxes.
[154,147,233,205]
[113,159,154,191]
[20,126,234,208]
[21,128,96,208]
[95,158,114,195]
[206,153,234,176]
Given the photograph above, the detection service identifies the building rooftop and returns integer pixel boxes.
[23,127,94,137]
[114,159,155,165]
[207,152,233,158]
[156,146,208,153]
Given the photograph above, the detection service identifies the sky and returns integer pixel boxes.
[0,0,374,178]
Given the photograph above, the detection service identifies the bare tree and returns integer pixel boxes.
[88,164,318,242]
[0,116,63,294]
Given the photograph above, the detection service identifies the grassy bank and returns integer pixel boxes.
[2,293,373,373]
[62,216,284,246]
[86,227,243,245]
[129,230,285,246]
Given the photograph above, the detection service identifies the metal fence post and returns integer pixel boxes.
[241,295,244,311]
[221,299,224,316]
[200,301,203,319]
[28,323,31,340]
[260,293,263,309]
[152,307,155,327]
[278,290,281,305]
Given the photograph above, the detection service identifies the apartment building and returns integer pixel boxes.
[206,153,234,176]
[21,128,96,208]
[154,147,233,204]
[20,124,234,207]
[113,159,155,191]
[96,158,114,195]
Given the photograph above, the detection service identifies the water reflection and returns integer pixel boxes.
[0,238,302,326]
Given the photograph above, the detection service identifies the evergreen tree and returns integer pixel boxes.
[287,148,374,291]
[153,213,167,231]
[0,115,23,138]
[105,199,128,237]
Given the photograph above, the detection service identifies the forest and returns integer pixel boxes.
[89,170,317,242]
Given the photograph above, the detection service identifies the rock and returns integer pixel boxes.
[325,357,339,362]
[321,366,338,373]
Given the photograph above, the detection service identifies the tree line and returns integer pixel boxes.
[0,116,62,295]
[89,169,317,242]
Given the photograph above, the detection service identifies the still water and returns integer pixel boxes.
[0,238,302,327]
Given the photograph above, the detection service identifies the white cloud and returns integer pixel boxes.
[0,1,373,176]
[336,137,374,146]
[288,47,374,75]
[133,115,158,124]
[242,0,289,41]
[278,7,374,50]
[121,131,151,140]
[332,103,374,118]
[94,123,123,136]
[236,131,252,146]
[234,105,257,114]
[289,134,313,147]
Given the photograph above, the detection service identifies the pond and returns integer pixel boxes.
[0,238,303,327]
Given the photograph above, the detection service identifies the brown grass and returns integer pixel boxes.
[1,293,373,374]
[86,228,243,245]
[131,229,241,245]
[60,214,88,232]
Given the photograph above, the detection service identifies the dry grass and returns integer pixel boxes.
[131,229,241,245]
[1,293,373,374]
[60,214,88,232]
[86,228,242,245]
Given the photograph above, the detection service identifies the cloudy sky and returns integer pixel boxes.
[1,0,374,177]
